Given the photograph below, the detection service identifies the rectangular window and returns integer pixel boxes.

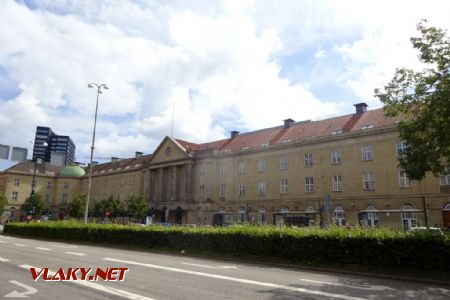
[120,178,125,186]
[239,183,245,196]
[47,182,52,189]
[257,160,265,172]
[199,165,206,176]
[238,162,245,174]
[219,184,226,198]
[440,167,450,185]
[396,141,407,157]
[258,181,266,196]
[331,150,341,164]
[280,157,288,170]
[14,178,20,187]
[64,182,69,189]
[199,185,205,201]
[61,194,68,204]
[11,191,18,201]
[219,163,225,176]
[280,179,288,194]
[45,194,51,203]
[332,175,343,191]
[399,169,412,188]
[361,146,373,161]
[362,172,375,190]
[304,154,313,166]
[305,177,314,192]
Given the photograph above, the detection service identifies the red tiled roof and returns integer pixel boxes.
[176,107,399,154]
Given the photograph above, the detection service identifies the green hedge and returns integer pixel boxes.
[4,222,450,271]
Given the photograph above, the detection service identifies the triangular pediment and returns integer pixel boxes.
[149,136,192,165]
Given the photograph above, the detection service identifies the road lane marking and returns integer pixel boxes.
[104,257,367,300]
[0,240,7,244]
[182,263,238,269]
[64,252,86,256]
[4,280,37,298]
[0,257,11,262]
[300,279,396,291]
[17,265,156,300]
[14,244,26,247]
[35,247,52,251]
[54,245,78,249]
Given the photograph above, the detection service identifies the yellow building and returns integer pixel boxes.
[1,103,450,229]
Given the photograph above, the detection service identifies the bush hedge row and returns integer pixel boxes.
[4,222,450,271]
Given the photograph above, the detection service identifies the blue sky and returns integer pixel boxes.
[1,0,449,163]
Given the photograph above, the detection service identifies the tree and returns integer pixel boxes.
[375,20,450,180]
[67,194,86,219]
[21,193,45,219]
[126,195,148,220]
[0,192,7,215]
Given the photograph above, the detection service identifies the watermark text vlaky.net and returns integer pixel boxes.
[30,267,129,282]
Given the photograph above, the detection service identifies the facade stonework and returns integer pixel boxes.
[2,105,450,229]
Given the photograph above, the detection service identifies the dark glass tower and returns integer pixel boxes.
[32,126,76,165]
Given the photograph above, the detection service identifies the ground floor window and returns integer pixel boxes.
[366,205,379,227]
[258,207,266,224]
[401,204,417,230]
[334,206,346,226]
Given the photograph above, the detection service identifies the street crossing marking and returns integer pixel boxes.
[0,240,7,244]
[104,257,368,300]
[0,257,11,262]
[14,244,26,247]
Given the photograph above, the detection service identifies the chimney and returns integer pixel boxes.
[135,151,143,158]
[283,118,295,129]
[354,103,368,115]
[230,131,240,139]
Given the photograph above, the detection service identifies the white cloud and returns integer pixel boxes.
[1,0,449,162]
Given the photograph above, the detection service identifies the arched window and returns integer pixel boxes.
[334,206,346,226]
[366,205,379,227]
[258,207,266,224]
[401,204,417,230]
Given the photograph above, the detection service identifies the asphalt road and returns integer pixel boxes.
[0,234,449,300]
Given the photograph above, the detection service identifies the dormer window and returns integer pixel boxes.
[361,124,374,130]
[331,130,343,135]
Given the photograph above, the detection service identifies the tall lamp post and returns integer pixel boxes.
[84,83,108,224]
[29,141,47,218]
[30,142,48,196]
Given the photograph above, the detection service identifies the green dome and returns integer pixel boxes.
[60,165,86,177]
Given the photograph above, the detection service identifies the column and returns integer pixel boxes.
[157,168,163,203]
[185,162,193,202]
[172,166,177,201]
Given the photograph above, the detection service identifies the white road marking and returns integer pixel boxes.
[18,265,156,300]
[0,240,7,244]
[182,263,238,269]
[104,257,367,300]
[4,280,37,298]
[14,244,26,247]
[53,245,78,249]
[0,257,11,262]
[64,251,86,256]
[35,247,52,251]
[300,279,396,291]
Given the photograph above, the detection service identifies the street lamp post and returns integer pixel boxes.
[84,83,108,224]
[30,142,48,196]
